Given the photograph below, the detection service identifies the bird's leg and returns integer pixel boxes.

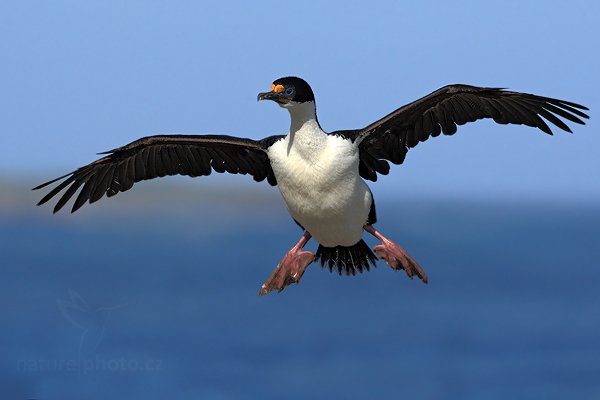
[364,225,428,284]
[259,231,315,296]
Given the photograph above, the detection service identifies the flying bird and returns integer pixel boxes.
[57,289,124,357]
[34,77,589,295]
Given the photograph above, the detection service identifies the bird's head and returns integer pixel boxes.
[257,76,315,108]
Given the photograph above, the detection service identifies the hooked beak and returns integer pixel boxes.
[257,91,289,104]
[257,84,290,104]
[257,91,275,101]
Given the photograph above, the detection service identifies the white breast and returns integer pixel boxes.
[268,122,372,247]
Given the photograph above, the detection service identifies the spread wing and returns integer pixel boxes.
[34,134,284,213]
[336,85,589,181]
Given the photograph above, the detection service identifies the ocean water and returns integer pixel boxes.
[1,199,599,399]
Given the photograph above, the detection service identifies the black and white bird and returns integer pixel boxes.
[34,77,589,295]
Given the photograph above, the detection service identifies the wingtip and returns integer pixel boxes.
[37,195,52,206]
[71,202,84,213]
[32,181,53,191]
[53,201,64,214]
[32,172,73,191]
[563,100,590,111]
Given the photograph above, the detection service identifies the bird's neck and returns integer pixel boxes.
[285,101,325,157]
[288,101,320,135]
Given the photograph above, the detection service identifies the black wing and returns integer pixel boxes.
[337,85,589,181]
[34,134,284,213]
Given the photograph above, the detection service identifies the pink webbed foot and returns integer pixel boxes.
[259,232,315,296]
[259,249,315,296]
[366,226,428,284]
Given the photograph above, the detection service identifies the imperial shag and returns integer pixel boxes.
[34,77,589,295]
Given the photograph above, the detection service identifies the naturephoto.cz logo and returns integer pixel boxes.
[17,289,162,374]
[17,356,162,374]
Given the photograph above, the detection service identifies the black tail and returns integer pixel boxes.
[314,239,378,276]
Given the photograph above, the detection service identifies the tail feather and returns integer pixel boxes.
[314,239,377,276]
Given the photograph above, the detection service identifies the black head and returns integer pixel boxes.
[257,76,315,106]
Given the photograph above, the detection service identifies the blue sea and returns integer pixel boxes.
[1,197,599,399]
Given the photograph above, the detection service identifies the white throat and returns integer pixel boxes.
[280,101,325,157]
[284,101,319,134]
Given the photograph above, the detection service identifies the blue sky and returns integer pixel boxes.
[1,0,598,201]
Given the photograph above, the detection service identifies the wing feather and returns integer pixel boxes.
[34,134,283,213]
[340,85,588,181]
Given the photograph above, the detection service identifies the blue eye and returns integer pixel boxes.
[285,87,294,96]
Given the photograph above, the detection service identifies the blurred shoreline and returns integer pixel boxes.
[2,176,598,221]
